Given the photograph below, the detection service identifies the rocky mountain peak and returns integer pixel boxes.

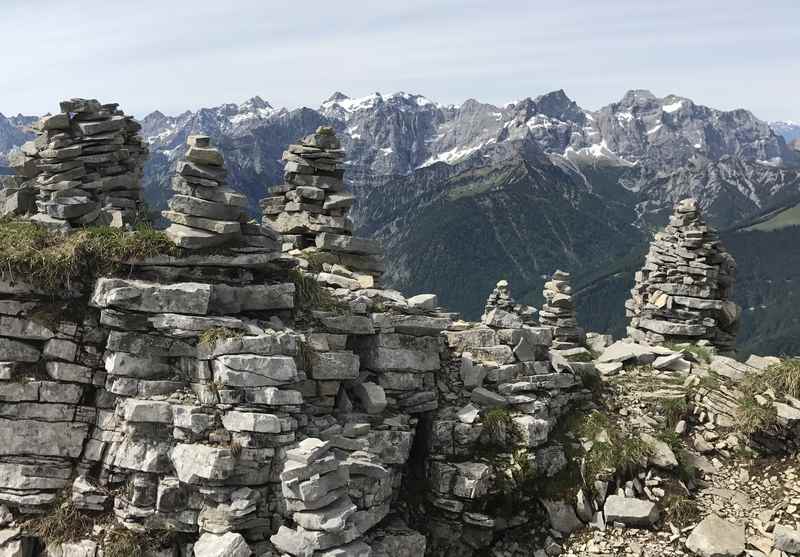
[531,89,586,124]
[324,91,350,104]
[619,88,658,105]
[239,95,272,111]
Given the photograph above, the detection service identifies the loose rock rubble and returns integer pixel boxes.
[626,199,741,352]
[3,98,148,230]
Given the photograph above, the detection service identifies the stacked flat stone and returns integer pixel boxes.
[8,98,147,229]
[625,198,741,352]
[164,135,243,249]
[271,438,370,556]
[262,127,383,285]
[481,280,537,327]
[539,271,585,350]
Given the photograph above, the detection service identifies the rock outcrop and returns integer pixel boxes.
[4,98,148,229]
[626,198,741,352]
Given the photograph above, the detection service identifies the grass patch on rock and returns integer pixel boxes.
[663,494,700,527]
[758,359,800,398]
[737,394,779,436]
[198,327,244,347]
[665,342,712,364]
[289,269,348,313]
[0,218,176,290]
[581,410,651,486]
[22,500,93,546]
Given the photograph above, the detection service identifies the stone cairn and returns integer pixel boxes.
[539,270,585,350]
[261,126,383,287]
[625,198,741,352]
[164,134,279,251]
[6,98,147,229]
[271,438,371,556]
[481,279,537,327]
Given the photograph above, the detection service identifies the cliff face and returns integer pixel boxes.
[0,218,587,556]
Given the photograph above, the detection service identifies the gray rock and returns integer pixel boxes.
[91,278,212,315]
[0,338,41,362]
[316,232,381,255]
[309,351,360,380]
[460,352,487,389]
[164,223,235,249]
[603,495,660,527]
[773,524,800,554]
[168,195,240,221]
[598,341,656,365]
[542,499,583,534]
[222,411,281,433]
[352,381,387,414]
[575,489,594,523]
[193,532,251,557]
[407,293,438,309]
[640,432,678,469]
[161,210,241,234]
[470,387,507,408]
[684,514,744,557]
[170,444,235,484]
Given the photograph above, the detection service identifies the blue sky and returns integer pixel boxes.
[2,0,798,121]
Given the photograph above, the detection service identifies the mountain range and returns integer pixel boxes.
[2,90,800,355]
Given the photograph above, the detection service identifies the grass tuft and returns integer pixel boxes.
[482,408,522,448]
[737,394,779,436]
[759,359,800,399]
[198,327,244,347]
[581,410,651,485]
[103,527,144,557]
[657,397,689,431]
[289,269,347,313]
[0,218,176,290]
[22,500,92,546]
[665,342,712,364]
[664,494,700,527]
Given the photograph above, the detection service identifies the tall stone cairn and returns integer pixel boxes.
[625,198,741,351]
[261,126,383,285]
[539,270,585,350]
[164,134,279,251]
[481,279,537,327]
[7,98,147,229]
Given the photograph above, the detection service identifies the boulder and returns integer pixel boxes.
[684,514,744,557]
[774,524,800,554]
[603,495,659,527]
[194,532,252,557]
[542,499,583,534]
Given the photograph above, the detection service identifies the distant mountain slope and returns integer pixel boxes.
[772,121,800,143]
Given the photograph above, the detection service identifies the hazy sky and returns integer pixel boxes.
[2,0,798,121]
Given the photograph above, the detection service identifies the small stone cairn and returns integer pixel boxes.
[481,280,537,327]
[164,134,278,251]
[625,198,741,352]
[7,98,147,229]
[261,126,383,286]
[270,438,371,556]
[539,270,585,350]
